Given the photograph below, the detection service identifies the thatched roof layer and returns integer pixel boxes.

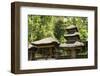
[31,37,59,46]
[64,32,79,37]
[28,44,33,49]
[65,25,77,30]
[60,41,84,48]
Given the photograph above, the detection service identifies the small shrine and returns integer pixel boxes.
[28,37,60,60]
[60,25,84,58]
[28,25,85,60]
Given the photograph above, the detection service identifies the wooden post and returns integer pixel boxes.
[70,49,76,58]
[30,51,33,60]
[54,47,59,59]
[49,47,52,58]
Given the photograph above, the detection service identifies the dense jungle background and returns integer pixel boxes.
[28,15,88,44]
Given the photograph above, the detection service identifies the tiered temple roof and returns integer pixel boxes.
[60,41,84,48]
[31,37,60,47]
[65,25,77,30]
[60,25,84,48]
[64,32,79,37]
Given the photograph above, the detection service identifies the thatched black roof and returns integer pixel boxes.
[31,37,60,46]
[60,41,84,48]
[64,32,79,37]
[65,25,77,30]
[28,44,37,51]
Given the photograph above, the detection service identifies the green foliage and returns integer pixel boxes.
[64,17,88,41]
[28,15,88,43]
[53,18,65,43]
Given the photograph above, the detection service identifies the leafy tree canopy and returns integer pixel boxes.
[28,15,88,43]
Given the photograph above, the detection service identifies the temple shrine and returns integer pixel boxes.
[60,25,84,58]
